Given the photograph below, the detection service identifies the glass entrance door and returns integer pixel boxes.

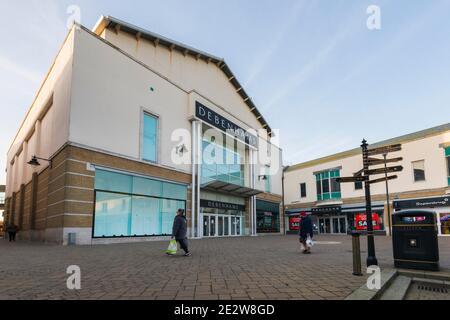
[202,212,243,237]
[203,216,209,237]
[332,217,347,234]
[339,217,347,233]
[209,215,216,236]
[235,217,241,235]
[319,218,331,234]
[224,216,229,236]
[231,217,236,236]
[319,217,346,234]
[203,215,217,237]
[218,216,224,236]
[332,218,339,234]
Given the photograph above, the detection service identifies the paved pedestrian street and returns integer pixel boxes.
[0,235,449,300]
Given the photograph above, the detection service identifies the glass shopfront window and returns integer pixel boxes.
[94,192,131,237]
[93,169,186,238]
[131,196,160,236]
[439,213,450,235]
[288,216,301,231]
[256,200,280,233]
[346,211,385,232]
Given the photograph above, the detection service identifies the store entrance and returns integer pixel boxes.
[203,214,242,237]
[318,216,347,234]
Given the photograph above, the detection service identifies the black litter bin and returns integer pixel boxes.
[392,210,439,271]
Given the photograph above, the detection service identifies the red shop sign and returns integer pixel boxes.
[289,217,301,231]
[355,213,380,231]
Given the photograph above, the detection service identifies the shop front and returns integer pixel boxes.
[92,168,188,239]
[394,196,450,236]
[285,209,309,235]
[342,203,386,235]
[307,204,386,235]
[195,101,265,238]
[311,206,347,235]
[200,197,246,237]
[256,200,280,233]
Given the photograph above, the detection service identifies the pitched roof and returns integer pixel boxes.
[93,15,273,136]
[286,123,450,172]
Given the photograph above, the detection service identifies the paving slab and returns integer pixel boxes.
[1,235,450,300]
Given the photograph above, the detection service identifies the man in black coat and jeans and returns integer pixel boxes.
[171,209,191,256]
[299,212,313,254]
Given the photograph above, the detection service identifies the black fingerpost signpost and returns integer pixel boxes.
[337,140,403,269]
[361,139,378,267]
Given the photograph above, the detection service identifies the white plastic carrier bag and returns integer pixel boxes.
[166,239,178,255]
[306,235,314,248]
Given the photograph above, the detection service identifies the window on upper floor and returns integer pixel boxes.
[265,166,271,193]
[300,183,306,198]
[412,160,425,182]
[142,112,158,163]
[355,181,363,190]
[201,132,246,187]
[315,169,341,201]
[446,147,450,186]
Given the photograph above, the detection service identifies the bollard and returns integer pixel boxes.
[68,232,76,246]
[351,230,363,276]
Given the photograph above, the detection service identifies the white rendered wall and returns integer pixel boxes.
[5,28,74,197]
[285,132,450,205]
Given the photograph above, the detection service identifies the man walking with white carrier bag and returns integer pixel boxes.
[299,212,314,254]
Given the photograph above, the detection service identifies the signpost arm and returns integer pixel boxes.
[383,153,392,236]
[362,139,378,267]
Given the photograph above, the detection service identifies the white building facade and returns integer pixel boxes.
[4,16,283,245]
[284,124,450,236]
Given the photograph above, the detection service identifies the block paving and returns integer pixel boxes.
[1,235,449,300]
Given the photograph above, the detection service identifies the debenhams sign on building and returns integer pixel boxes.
[195,101,258,147]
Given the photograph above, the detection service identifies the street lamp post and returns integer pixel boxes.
[361,139,378,267]
[281,166,290,235]
[383,153,392,236]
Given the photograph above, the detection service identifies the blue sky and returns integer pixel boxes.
[0,0,449,183]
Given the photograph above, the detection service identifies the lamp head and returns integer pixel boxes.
[27,156,40,167]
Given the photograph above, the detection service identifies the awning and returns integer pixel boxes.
[201,181,262,197]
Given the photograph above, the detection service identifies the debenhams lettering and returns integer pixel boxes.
[196,101,258,147]
[200,199,246,211]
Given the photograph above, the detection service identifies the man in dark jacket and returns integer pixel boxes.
[299,212,313,254]
[6,223,18,242]
[171,209,191,256]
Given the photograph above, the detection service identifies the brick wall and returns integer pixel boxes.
[5,143,198,244]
